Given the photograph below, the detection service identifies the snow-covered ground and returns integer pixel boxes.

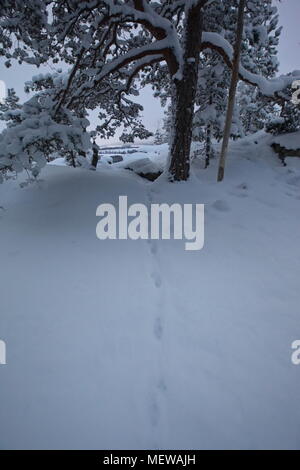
[0,133,300,449]
[272,129,300,150]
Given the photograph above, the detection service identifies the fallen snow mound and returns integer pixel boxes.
[272,130,300,151]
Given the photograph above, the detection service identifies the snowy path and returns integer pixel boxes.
[0,136,300,449]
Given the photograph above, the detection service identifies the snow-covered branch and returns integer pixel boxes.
[68,38,178,107]
[201,32,300,99]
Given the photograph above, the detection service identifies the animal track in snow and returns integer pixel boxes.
[212,199,231,212]
[151,271,162,288]
[154,317,163,340]
[149,395,160,428]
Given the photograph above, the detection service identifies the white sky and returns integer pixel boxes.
[276,0,300,73]
[0,0,299,144]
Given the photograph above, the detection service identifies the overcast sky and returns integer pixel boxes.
[0,0,299,144]
[276,0,300,73]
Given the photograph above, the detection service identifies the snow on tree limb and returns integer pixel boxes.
[69,38,177,107]
[201,32,300,99]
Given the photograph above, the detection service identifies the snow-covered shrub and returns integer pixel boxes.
[0,90,92,181]
[266,102,300,136]
[0,73,96,181]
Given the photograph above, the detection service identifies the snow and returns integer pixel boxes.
[123,157,162,176]
[113,145,167,174]
[272,130,300,150]
[0,134,300,450]
[202,31,300,96]
[202,32,234,62]
[72,0,184,99]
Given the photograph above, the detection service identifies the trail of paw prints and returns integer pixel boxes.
[149,393,160,428]
[149,243,166,343]
[146,186,169,446]
[151,270,162,289]
[153,316,163,340]
[149,377,168,426]
[146,187,165,341]
[228,182,249,199]
[148,378,168,449]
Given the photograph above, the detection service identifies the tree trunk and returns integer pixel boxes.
[217,0,246,182]
[78,150,86,159]
[69,151,76,167]
[91,143,99,169]
[168,6,203,181]
[205,123,211,168]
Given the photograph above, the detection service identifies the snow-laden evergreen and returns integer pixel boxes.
[192,0,281,162]
[1,0,300,181]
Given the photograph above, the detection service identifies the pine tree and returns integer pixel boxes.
[236,0,281,135]
[193,0,281,168]
[193,55,243,167]
[0,88,21,123]
[154,127,165,145]
[237,83,276,135]
[266,100,300,136]
[0,73,92,179]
